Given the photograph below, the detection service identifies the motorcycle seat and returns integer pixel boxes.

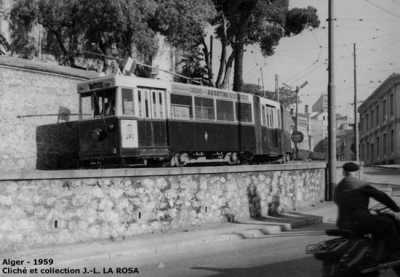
[325,229,357,238]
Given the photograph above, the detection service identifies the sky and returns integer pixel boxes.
[239,0,400,120]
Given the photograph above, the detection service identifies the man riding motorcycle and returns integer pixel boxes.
[334,162,400,261]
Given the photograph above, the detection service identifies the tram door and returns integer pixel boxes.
[135,87,167,147]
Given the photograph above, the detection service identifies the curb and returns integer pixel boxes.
[3,213,324,266]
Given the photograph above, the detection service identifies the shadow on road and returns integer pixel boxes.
[192,256,321,277]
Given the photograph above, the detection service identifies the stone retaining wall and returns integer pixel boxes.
[0,163,326,252]
[0,56,98,171]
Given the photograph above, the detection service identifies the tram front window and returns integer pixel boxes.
[80,88,116,119]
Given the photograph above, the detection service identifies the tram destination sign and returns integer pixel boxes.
[291,131,304,143]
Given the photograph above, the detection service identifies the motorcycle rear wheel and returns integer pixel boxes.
[322,261,380,277]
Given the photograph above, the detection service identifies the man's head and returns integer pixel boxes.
[342,162,360,177]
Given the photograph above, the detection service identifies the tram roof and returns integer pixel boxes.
[77,74,281,107]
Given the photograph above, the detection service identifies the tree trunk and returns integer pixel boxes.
[216,14,228,88]
[201,37,213,86]
[220,51,235,89]
[233,42,244,91]
[216,38,227,88]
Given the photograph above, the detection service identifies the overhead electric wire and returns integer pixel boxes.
[363,0,400,19]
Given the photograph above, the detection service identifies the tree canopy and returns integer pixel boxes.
[10,0,159,70]
[9,0,320,86]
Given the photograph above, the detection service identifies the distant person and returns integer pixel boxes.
[103,100,115,116]
[334,162,400,260]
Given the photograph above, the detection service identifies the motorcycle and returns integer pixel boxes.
[306,205,400,277]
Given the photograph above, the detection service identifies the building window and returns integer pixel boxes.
[390,93,394,116]
[376,104,379,126]
[376,137,380,158]
[383,133,387,155]
[366,114,369,131]
[383,99,387,121]
[392,129,395,152]
[366,143,371,160]
[371,143,374,161]
[370,111,374,128]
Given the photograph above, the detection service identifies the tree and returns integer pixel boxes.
[150,0,216,84]
[9,0,159,71]
[174,46,210,85]
[155,1,319,90]
[212,0,320,91]
[9,0,38,58]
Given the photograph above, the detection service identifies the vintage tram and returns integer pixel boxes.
[37,75,292,169]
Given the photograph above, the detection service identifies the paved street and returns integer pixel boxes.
[56,224,396,277]
[363,166,400,186]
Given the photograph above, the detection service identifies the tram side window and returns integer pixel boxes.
[171,94,193,119]
[261,105,266,126]
[122,88,134,115]
[159,92,164,118]
[152,91,157,118]
[277,109,281,128]
[236,103,252,123]
[90,89,115,117]
[195,97,215,120]
[137,90,143,117]
[216,99,234,121]
[265,106,270,127]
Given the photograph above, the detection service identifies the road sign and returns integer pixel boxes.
[291,131,304,143]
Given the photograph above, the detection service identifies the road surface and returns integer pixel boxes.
[58,224,397,277]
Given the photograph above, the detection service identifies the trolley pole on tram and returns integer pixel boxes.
[327,0,337,201]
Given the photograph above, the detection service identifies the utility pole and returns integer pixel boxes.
[295,86,299,159]
[353,43,359,162]
[209,35,213,79]
[275,74,279,102]
[260,67,265,97]
[327,0,337,201]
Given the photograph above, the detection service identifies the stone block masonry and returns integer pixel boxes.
[0,163,325,252]
[0,56,98,171]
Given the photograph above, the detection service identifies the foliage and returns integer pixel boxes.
[0,34,10,55]
[241,83,298,106]
[9,0,320,85]
[151,0,216,50]
[175,47,210,85]
[9,0,159,70]
[211,0,320,90]
[9,0,38,58]
[151,0,216,83]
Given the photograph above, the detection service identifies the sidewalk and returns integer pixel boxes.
[2,202,337,266]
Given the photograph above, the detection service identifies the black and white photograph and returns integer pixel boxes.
[0,0,400,276]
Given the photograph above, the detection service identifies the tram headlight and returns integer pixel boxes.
[108,124,115,132]
[91,128,106,141]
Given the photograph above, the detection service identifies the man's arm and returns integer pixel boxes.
[362,185,400,212]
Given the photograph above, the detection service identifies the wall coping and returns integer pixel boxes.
[0,162,327,181]
[0,56,99,80]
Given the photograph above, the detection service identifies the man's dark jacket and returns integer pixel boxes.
[334,176,400,229]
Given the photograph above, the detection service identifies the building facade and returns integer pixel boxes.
[312,94,328,113]
[288,105,312,151]
[359,73,400,165]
